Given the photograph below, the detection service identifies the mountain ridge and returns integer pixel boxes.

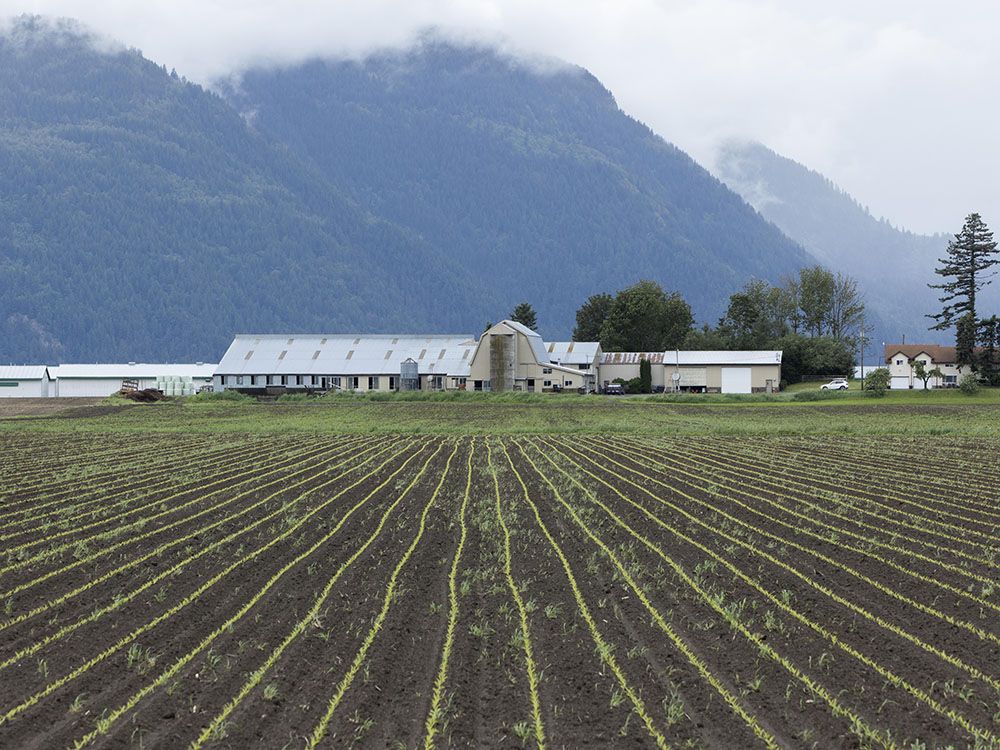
[3,17,816,362]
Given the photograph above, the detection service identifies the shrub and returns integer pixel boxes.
[959,373,981,395]
[863,367,890,397]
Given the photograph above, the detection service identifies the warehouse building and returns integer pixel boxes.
[0,366,53,398]
[215,322,781,395]
[50,363,217,397]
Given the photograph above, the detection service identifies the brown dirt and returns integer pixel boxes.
[0,434,997,749]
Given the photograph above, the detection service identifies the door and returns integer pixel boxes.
[890,376,910,390]
[527,379,535,392]
[720,367,752,394]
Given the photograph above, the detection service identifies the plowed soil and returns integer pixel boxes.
[1,432,998,749]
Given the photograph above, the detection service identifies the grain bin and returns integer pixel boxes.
[400,358,420,391]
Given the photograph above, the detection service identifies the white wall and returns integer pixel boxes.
[0,379,47,398]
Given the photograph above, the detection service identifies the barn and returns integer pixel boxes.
[0,366,53,398]
[215,323,782,395]
[50,363,217,397]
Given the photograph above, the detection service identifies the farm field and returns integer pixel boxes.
[1,418,999,748]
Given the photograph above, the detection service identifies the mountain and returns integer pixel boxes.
[1,18,812,362]
[223,44,811,338]
[0,18,482,362]
[714,141,988,345]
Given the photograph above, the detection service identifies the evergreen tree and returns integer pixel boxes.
[573,293,613,341]
[928,213,998,332]
[510,302,537,331]
[956,313,979,368]
[977,315,1000,385]
[639,358,652,393]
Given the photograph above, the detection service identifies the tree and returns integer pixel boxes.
[865,367,891,397]
[977,315,1000,386]
[956,313,978,368]
[717,279,791,349]
[510,302,537,331]
[829,273,865,341]
[639,358,652,394]
[911,359,943,390]
[599,281,693,351]
[798,266,837,337]
[573,293,613,341]
[928,213,998,332]
[774,333,855,384]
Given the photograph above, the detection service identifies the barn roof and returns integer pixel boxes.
[0,366,49,380]
[546,341,601,365]
[215,334,477,377]
[601,351,782,365]
[51,364,217,379]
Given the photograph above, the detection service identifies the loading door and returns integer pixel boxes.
[720,367,752,394]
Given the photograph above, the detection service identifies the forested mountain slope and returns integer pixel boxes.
[223,44,812,341]
[1,18,815,362]
[0,19,482,362]
[715,141,983,344]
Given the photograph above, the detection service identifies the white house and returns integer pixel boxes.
[884,344,971,389]
[0,366,52,398]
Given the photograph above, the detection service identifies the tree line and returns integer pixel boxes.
[508,264,865,385]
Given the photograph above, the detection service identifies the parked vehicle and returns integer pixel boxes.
[820,378,849,390]
[603,383,625,395]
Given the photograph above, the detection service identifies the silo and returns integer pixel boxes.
[400,358,420,391]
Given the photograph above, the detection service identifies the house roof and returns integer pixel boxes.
[546,341,601,365]
[51,364,218,379]
[215,334,477,377]
[884,344,958,364]
[0,366,49,380]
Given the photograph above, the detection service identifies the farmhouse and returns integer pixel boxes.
[0,366,53,398]
[50,363,217,397]
[884,344,971,389]
[215,321,782,395]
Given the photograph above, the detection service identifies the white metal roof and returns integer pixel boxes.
[215,334,478,377]
[673,350,782,365]
[51,363,218,379]
[500,321,550,365]
[546,341,600,366]
[0,366,49,380]
[601,351,782,366]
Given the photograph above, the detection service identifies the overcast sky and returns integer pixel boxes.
[5,1,997,235]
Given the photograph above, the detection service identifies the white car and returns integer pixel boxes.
[820,378,849,390]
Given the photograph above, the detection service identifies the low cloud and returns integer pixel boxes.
[4,1,997,235]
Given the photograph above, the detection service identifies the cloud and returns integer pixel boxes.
[3,1,997,234]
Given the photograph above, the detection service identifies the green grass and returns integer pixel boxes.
[3,388,999,437]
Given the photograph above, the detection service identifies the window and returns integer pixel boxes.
[235,375,244,385]
[346,350,354,360]
[368,376,379,390]
[244,350,254,360]
[295,375,302,386]
[331,376,342,389]
[280,375,287,386]
[896,359,903,365]
[312,350,321,360]
[389,376,397,390]
[278,350,287,360]
[384,350,393,360]
[579,364,589,370]
[543,380,552,387]
[542,367,552,374]
[348,376,359,390]
[566,380,573,386]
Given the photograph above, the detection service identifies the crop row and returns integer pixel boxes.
[0,433,997,748]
